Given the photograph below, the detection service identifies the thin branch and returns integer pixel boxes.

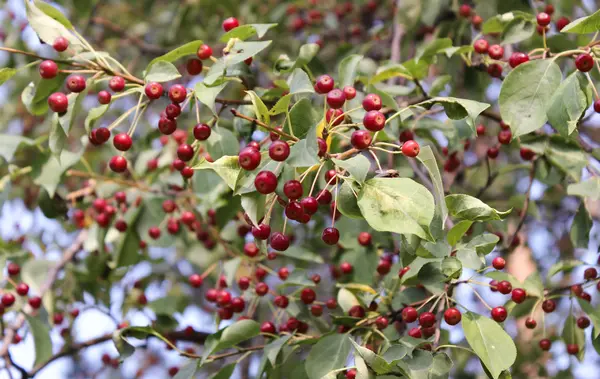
[230,109,298,141]
[508,161,537,249]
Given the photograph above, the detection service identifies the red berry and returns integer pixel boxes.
[148,226,161,240]
[511,288,527,303]
[270,232,290,251]
[193,123,211,140]
[66,75,86,93]
[473,39,489,54]
[508,52,529,68]
[97,90,112,105]
[576,54,594,72]
[301,288,316,304]
[539,339,551,350]
[1,293,15,307]
[418,312,436,328]
[594,99,600,113]
[283,180,303,200]
[145,82,164,100]
[497,280,512,295]
[584,267,597,280]
[556,17,570,32]
[362,93,382,111]
[158,117,177,135]
[525,318,537,329]
[408,327,422,338]
[114,219,127,232]
[326,108,344,126]
[399,266,410,278]
[28,296,42,309]
[255,171,278,194]
[260,321,276,334]
[476,124,485,136]
[168,84,187,103]
[7,263,20,276]
[165,103,181,119]
[567,344,579,355]
[244,242,259,257]
[542,299,556,313]
[492,257,505,270]
[537,12,551,27]
[109,156,127,173]
[377,260,391,275]
[491,306,507,322]
[401,307,418,323]
[239,147,261,170]
[189,274,203,288]
[487,63,503,78]
[322,227,340,245]
[109,76,126,92]
[177,144,195,161]
[488,44,504,60]
[340,262,353,274]
[577,316,590,329]
[399,129,414,142]
[39,60,58,79]
[402,140,420,157]
[301,197,319,215]
[326,89,346,109]
[350,130,372,150]
[358,232,372,246]
[222,17,240,32]
[255,282,269,296]
[172,159,186,171]
[498,129,512,145]
[53,36,69,52]
[181,166,194,179]
[487,146,499,159]
[363,110,385,131]
[186,59,203,75]
[444,308,462,325]
[113,133,132,151]
[315,75,334,94]
[375,316,389,330]
[278,267,289,280]
[252,224,271,240]
[317,138,328,157]
[238,277,250,290]
[311,304,323,316]
[274,295,289,308]
[343,86,356,100]
[325,169,337,184]
[269,140,290,161]
[197,44,213,60]
[458,4,471,17]
[348,305,365,318]
[48,92,68,113]
[16,283,29,296]
[520,147,535,161]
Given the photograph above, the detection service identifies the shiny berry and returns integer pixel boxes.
[189,274,203,288]
[350,130,372,150]
[491,306,507,322]
[109,156,127,173]
[53,37,69,52]
[145,82,163,100]
[222,17,240,32]
[375,316,389,330]
[326,108,344,126]
[255,282,269,296]
[269,140,290,161]
[39,60,58,79]
[109,76,125,92]
[197,44,213,60]
[402,140,420,157]
[488,44,504,60]
[343,86,356,100]
[492,257,505,270]
[363,110,385,131]
[168,84,187,103]
[542,299,556,313]
[270,232,290,251]
[576,54,594,72]
[66,75,86,93]
[301,288,316,304]
[537,12,551,27]
[418,312,435,328]
[113,133,132,151]
[186,59,203,75]
[497,280,512,295]
[322,227,340,245]
[509,52,529,68]
[255,171,278,194]
[326,89,346,109]
[556,17,570,32]
[283,180,303,200]
[525,318,537,329]
[511,288,527,303]
[539,339,551,350]
[48,92,68,113]
[567,344,579,355]
[444,308,461,325]
[474,39,489,54]
[498,129,512,144]
[362,93,382,111]
[315,75,334,94]
[193,123,211,140]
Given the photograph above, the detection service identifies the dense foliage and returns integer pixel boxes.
[2,0,600,378]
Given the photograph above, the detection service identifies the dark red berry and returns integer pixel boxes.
[509,52,529,68]
[539,339,551,350]
[402,140,420,157]
[473,39,489,54]
[193,123,211,140]
[326,89,346,109]
[168,84,187,103]
[350,130,372,150]
[363,110,385,131]
[556,17,570,31]
[491,306,507,322]
[97,90,112,105]
[576,54,594,72]
[315,75,334,94]
[48,92,68,113]
[53,36,69,52]
[322,227,339,245]
[239,147,261,170]
[419,312,436,328]
[177,144,195,161]
[444,308,461,325]
[197,44,213,60]
[187,59,203,75]
[362,93,382,111]
[301,288,316,304]
[109,156,127,173]
[222,17,240,32]
[269,140,290,161]
[542,299,556,313]
[511,288,527,303]
[492,257,505,270]
[113,133,132,151]
[358,232,371,246]
[66,75,86,93]
[39,60,58,79]
[488,44,504,60]
[145,82,164,100]
[255,171,278,194]
[270,232,290,251]
[498,129,512,145]
[537,12,551,27]
[109,76,126,92]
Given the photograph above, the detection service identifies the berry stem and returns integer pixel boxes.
[230,109,298,141]
[469,284,493,311]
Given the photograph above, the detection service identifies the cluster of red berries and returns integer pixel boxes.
[457,4,483,30]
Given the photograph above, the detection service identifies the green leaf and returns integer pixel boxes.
[357,178,435,241]
[148,40,203,67]
[22,259,54,314]
[547,260,584,280]
[173,360,199,379]
[522,272,544,298]
[349,338,392,375]
[84,104,110,132]
[33,149,82,197]
[429,75,451,96]
[211,363,236,379]
[571,203,592,249]
[414,97,490,134]
[331,154,371,183]
[561,9,600,34]
[502,18,534,44]
[337,181,363,219]
[144,61,181,82]
[241,192,265,226]
[445,194,511,221]
[265,335,292,365]
[25,315,52,366]
[455,248,484,270]
[546,135,588,181]
[0,135,35,162]
[305,334,352,379]
[499,59,562,137]
[0,68,17,86]
[462,312,517,379]
[464,233,500,255]
[220,23,277,42]
[25,1,82,51]
[441,257,462,279]
[577,298,600,339]
[285,98,320,139]
[447,220,473,246]
[338,54,363,88]
[275,246,323,263]
[246,90,270,126]
[568,177,600,200]
[206,126,240,160]
[224,40,272,67]
[415,38,453,63]
[203,320,260,358]
[288,68,314,95]
[337,288,360,312]
[561,315,585,361]
[195,82,227,115]
[547,72,591,136]
[417,146,447,225]
[369,63,412,84]
[288,124,319,168]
